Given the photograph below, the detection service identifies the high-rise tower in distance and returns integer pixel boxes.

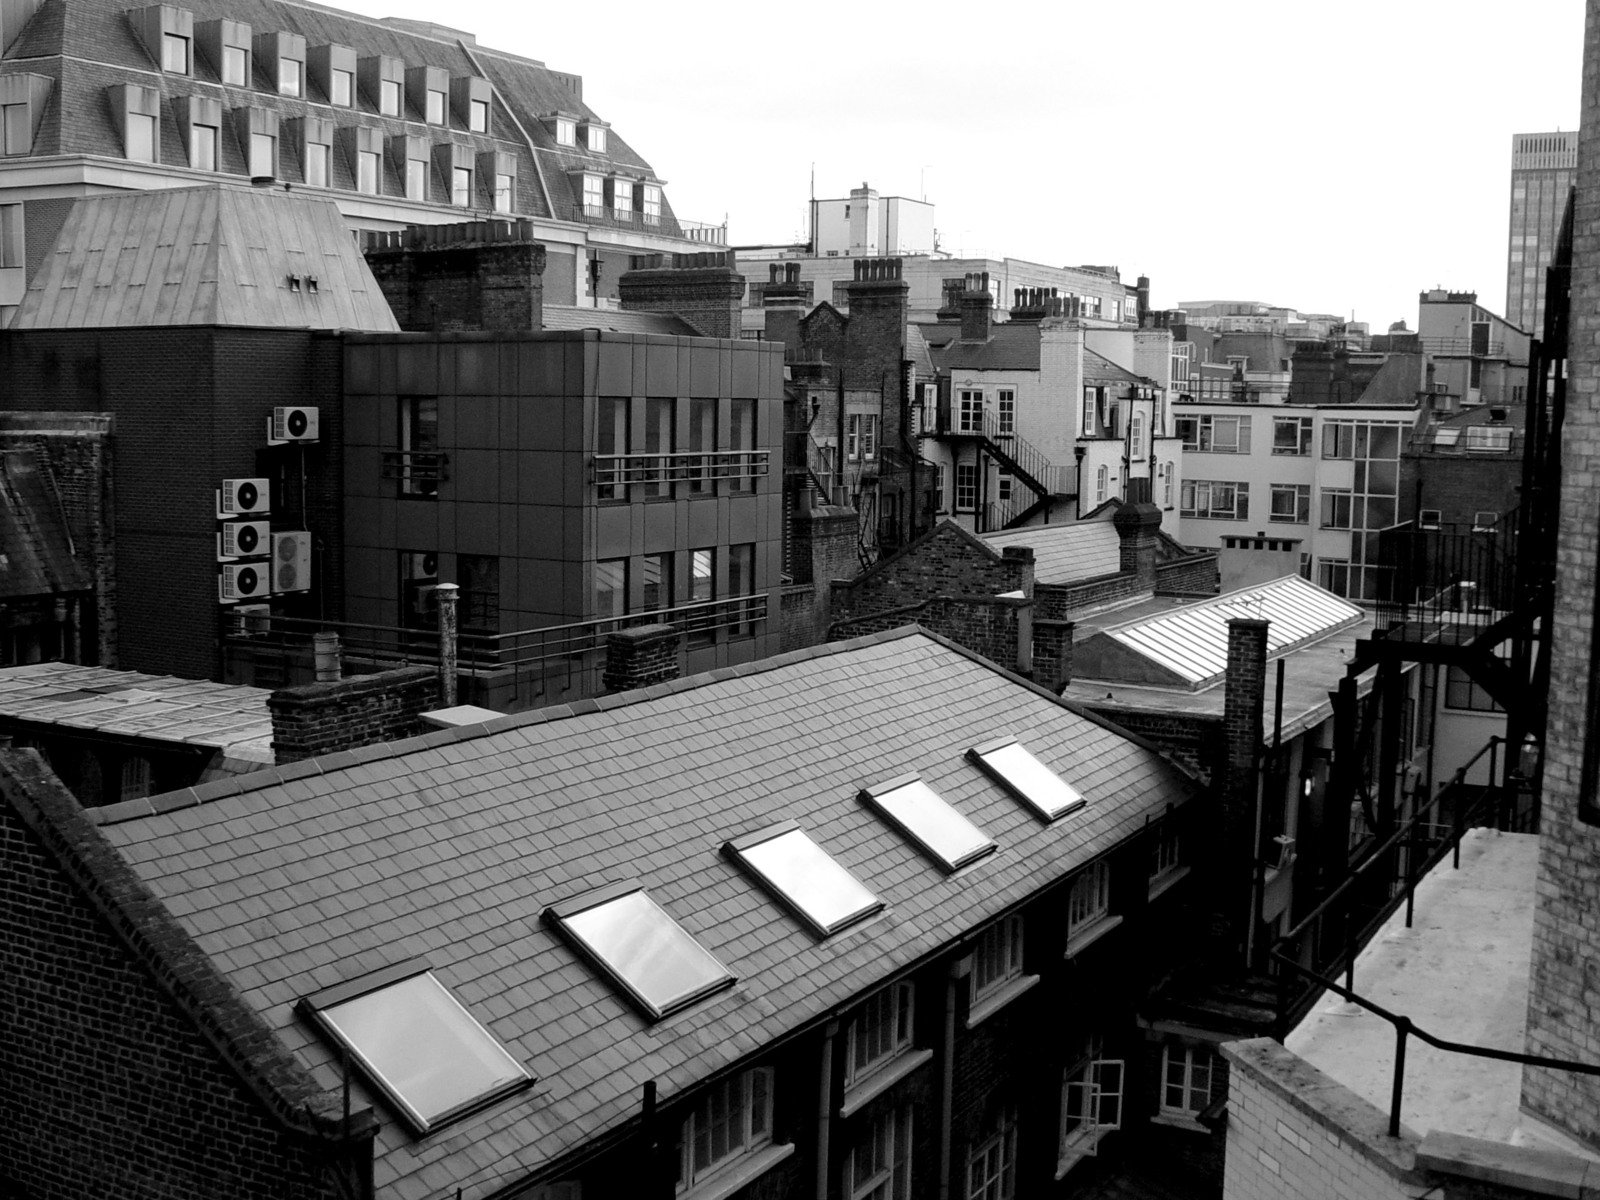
[1506,130,1578,334]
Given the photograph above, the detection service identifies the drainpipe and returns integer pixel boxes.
[435,583,459,706]
[1074,445,1087,519]
[938,957,965,1200]
[816,1020,837,1200]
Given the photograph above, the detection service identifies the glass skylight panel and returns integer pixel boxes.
[968,738,1087,822]
[299,963,530,1136]
[547,885,734,1020]
[725,822,883,937]
[861,774,996,873]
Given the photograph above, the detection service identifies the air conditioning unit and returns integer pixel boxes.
[219,562,272,603]
[228,603,271,638]
[271,530,312,593]
[270,406,320,443]
[218,478,271,517]
[218,519,270,560]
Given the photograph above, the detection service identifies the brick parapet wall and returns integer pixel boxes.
[268,665,440,762]
[1524,4,1600,1147]
[1083,706,1221,783]
[0,748,368,1199]
[364,240,546,332]
[829,595,1028,674]
[617,261,744,340]
[1156,553,1221,596]
[831,521,1032,621]
[1221,1039,1422,1200]
[1036,572,1143,619]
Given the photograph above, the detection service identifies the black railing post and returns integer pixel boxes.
[1453,769,1466,869]
[1389,1017,1411,1138]
[1491,738,1503,829]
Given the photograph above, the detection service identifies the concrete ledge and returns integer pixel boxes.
[1417,1130,1600,1199]
[1222,1037,1425,1184]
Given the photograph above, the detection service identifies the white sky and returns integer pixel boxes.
[366,0,1582,330]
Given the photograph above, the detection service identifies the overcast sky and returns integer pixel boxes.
[368,0,1582,330]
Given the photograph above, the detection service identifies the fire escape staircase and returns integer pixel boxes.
[934,398,1061,530]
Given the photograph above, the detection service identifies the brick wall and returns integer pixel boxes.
[1221,1039,1422,1200]
[831,521,1033,621]
[602,624,680,692]
[1035,572,1142,620]
[1084,706,1222,784]
[1524,4,1600,1144]
[1156,553,1221,596]
[0,749,367,1199]
[363,223,546,332]
[268,665,440,762]
[617,252,744,339]
[829,594,1029,674]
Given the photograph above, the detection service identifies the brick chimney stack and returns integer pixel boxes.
[763,261,807,352]
[618,250,745,339]
[362,220,546,332]
[960,272,993,342]
[1218,616,1269,963]
[1112,501,1163,589]
[603,624,682,692]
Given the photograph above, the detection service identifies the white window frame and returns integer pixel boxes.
[1272,416,1313,456]
[380,77,402,117]
[844,981,914,1088]
[304,138,330,188]
[222,42,248,86]
[586,123,607,153]
[1269,483,1310,524]
[643,184,662,224]
[847,414,861,462]
[582,173,604,214]
[997,389,1015,435]
[358,149,382,196]
[971,915,1023,1005]
[555,116,576,146]
[997,471,1012,504]
[1095,465,1108,504]
[1066,860,1110,937]
[1058,1041,1123,1173]
[862,414,877,462]
[329,67,354,107]
[677,1067,775,1195]
[452,165,473,207]
[958,389,984,434]
[1180,480,1246,521]
[1130,414,1143,460]
[612,177,633,217]
[955,463,977,511]
[1181,413,1250,453]
[966,1108,1017,1200]
[469,97,490,133]
[190,122,219,171]
[847,1105,913,1200]
[1159,1045,1214,1128]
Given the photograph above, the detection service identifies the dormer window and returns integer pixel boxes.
[197,19,249,87]
[381,78,401,116]
[0,75,48,157]
[427,88,445,125]
[256,32,307,98]
[110,85,160,163]
[162,31,189,73]
[178,95,222,171]
[453,76,492,135]
[555,116,576,146]
[279,56,301,96]
[643,185,661,225]
[406,66,449,126]
[222,41,247,85]
[331,67,353,105]
[581,172,603,215]
[469,98,489,133]
[133,6,194,77]
[584,122,607,154]
[610,178,632,218]
[360,54,404,116]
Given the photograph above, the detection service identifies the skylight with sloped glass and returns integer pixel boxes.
[967,738,1087,822]
[546,884,735,1021]
[299,962,531,1136]
[861,774,996,872]
[725,822,883,937]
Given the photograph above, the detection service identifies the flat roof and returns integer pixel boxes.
[1286,829,1598,1159]
[0,662,273,768]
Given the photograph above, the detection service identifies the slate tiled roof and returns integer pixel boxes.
[1082,348,1151,388]
[14,184,401,330]
[922,321,1041,371]
[0,448,88,599]
[538,305,696,336]
[0,660,273,767]
[982,521,1122,585]
[92,627,1194,1199]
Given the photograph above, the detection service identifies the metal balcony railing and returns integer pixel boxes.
[592,450,769,493]
[935,402,1060,501]
[1372,510,1519,638]
[561,204,727,245]
[380,451,450,497]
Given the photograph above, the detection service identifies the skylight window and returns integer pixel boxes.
[545,883,734,1020]
[724,821,883,937]
[967,738,1087,822]
[860,774,996,873]
[298,961,531,1136]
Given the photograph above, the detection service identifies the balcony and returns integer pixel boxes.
[562,203,727,245]
[592,450,769,493]
[380,451,450,496]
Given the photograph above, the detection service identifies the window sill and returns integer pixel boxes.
[1055,1136,1105,1180]
[965,974,1040,1030]
[1064,914,1123,959]
[681,1141,796,1200]
[839,1048,934,1119]
[1151,1112,1209,1134]
[1147,865,1191,903]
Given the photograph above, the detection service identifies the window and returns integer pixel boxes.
[1269,483,1310,524]
[469,97,489,133]
[676,1068,775,1194]
[162,31,190,73]
[687,398,715,494]
[190,121,218,170]
[723,822,882,938]
[642,552,674,612]
[555,116,576,145]
[406,156,428,202]
[862,775,995,873]
[643,184,662,225]
[1178,413,1250,453]
[1095,465,1108,504]
[399,550,438,627]
[958,389,983,433]
[1319,558,1351,597]
[967,739,1086,822]
[0,204,22,270]
[547,885,734,1020]
[249,131,276,179]
[1445,663,1504,713]
[726,543,755,635]
[1179,480,1247,520]
[612,178,633,217]
[380,77,402,117]
[997,471,1011,504]
[595,558,627,618]
[222,43,248,86]
[304,139,330,187]
[845,982,913,1087]
[955,463,977,511]
[1066,860,1111,937]
[1273,416,1313,456]
[493,171,513,212]
[128,103,159,163]
[452,165,473,207]
[690,549,714,602]
[298,963,531,1136]
[644,396,674,498]
[582,173,604,215]
[119,755,151,802]
[279,56,302,96]
[399,396,439,496]
[1160,1046,1214,1122]
[848,414,878,462]
[1473,510,1499,533]
[729,398,756,493]
[997,389,1015,435]
[1320,488,1354,530]
[426,88,446,125]
[1130,414,1143,460]
[458,555,499,633]
[1149,820,1182,887]
[1059,1038,1122,1169]
[966,1108,1017,1200]
[1163,461,1174,507]
[358,149,381,195]
[972,915,1024,1002]
[586,123,606,153]
[0,101,27,156]
[848,1106,913,1200]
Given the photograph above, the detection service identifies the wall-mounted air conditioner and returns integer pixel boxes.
[271,530,312,593]
[219,562,272,603]
[218,520,270,560]
[269,406,320,443]
[218,478,270,517]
